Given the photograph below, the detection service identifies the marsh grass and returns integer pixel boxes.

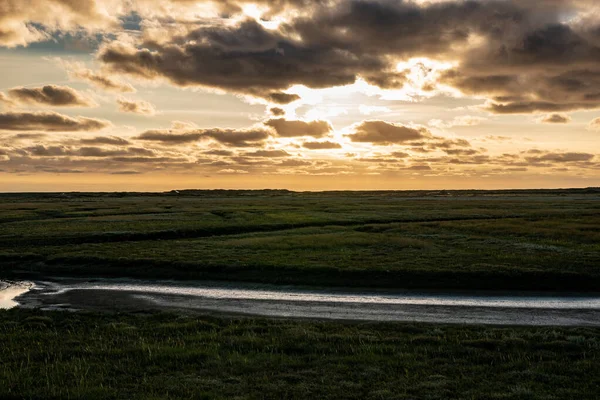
[1,190,599,290]
[1,309,599,399]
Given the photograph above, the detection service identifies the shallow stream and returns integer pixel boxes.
[2,279,600,326]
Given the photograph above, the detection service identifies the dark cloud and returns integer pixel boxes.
[65,63,136,93]
[22,144,155,158]
[36,168,85,174]
[204,149,234,156]
[214,0,330,17]
[291,0,524,58]
[74,0,600,112]
[265,118,332,138]
[270,107,285,117]
[203,128,271,147]
[347,121,430,145]
[430,139,471,150]
[268,93,301,105]
[77,146,154,158]
[80,136,131,145]
[136,130,203,144]
[362,71,407,89]
[111,170,142,175]
[3,85,96,107]
[525,152,595,163]
[117,97,156,115]
[278,159,312,167]
[540,113,571,124]
[407,165,432,171]
[5,0,600,116]
[25,145,70,157]
[303,141,342,150]
[486,101,595,114]
[98,18,389,101]
[8,133,47,140]
[0,111,110,132]
[244,149,290,157]
[442,21,600,113]
[444,149,481,156]
[110,156,189,164]
[137,127,271,147]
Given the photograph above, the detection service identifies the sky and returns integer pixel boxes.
[0,0,599,191]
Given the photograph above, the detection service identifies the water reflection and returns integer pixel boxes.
[0,282,32,309]
[4,280,600,325]
[66,282,600,309]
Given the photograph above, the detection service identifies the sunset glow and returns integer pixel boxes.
[1,0,599,191]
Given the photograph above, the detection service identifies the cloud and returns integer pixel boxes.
[0,93,15,108]
[63,61,136,93]
[79,136,131,145]
[539,113,572,124]
[7,133,47,141]
[136,130,204,144]
[244,149,290,158]
[137,127,271,147]
[265,118,332,138]
[21,144,155,159]
[0,0,119,48]
[117,98,157,115]
[110,156,190,164]
[484,101,597,114]
[303,141,342,150]
[440,21,600,114]
[269,107,286,117]
[203,128,271,147]
[4,0,600,117]
[588,117,600,131]
[268,93,301,105]
[0,0,590,116]
[443,148,481,156]
[407,165,432,171]
[24,145,70,157]
[111,170,142,175]
[0,111,110,132]
[2,85,96,107]
[429,116,487,129]
[98,18,392,101]
[347,121,431,145]
[218,169,249,174]
[204,149,234,156]
[83,146,154,158]
[524,152,595,163]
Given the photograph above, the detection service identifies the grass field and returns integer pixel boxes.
[1,309,599,400]
[1,189,600,291]
[2,190,600,399]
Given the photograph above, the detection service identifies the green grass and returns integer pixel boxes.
[1,190,600,291]
[1,309,599,399]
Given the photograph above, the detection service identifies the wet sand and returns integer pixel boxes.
[5,278,600,326]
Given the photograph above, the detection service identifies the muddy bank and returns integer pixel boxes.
[7,278,600,326]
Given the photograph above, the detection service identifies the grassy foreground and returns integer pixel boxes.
[1,309,599,399]
[1,189,600,291]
